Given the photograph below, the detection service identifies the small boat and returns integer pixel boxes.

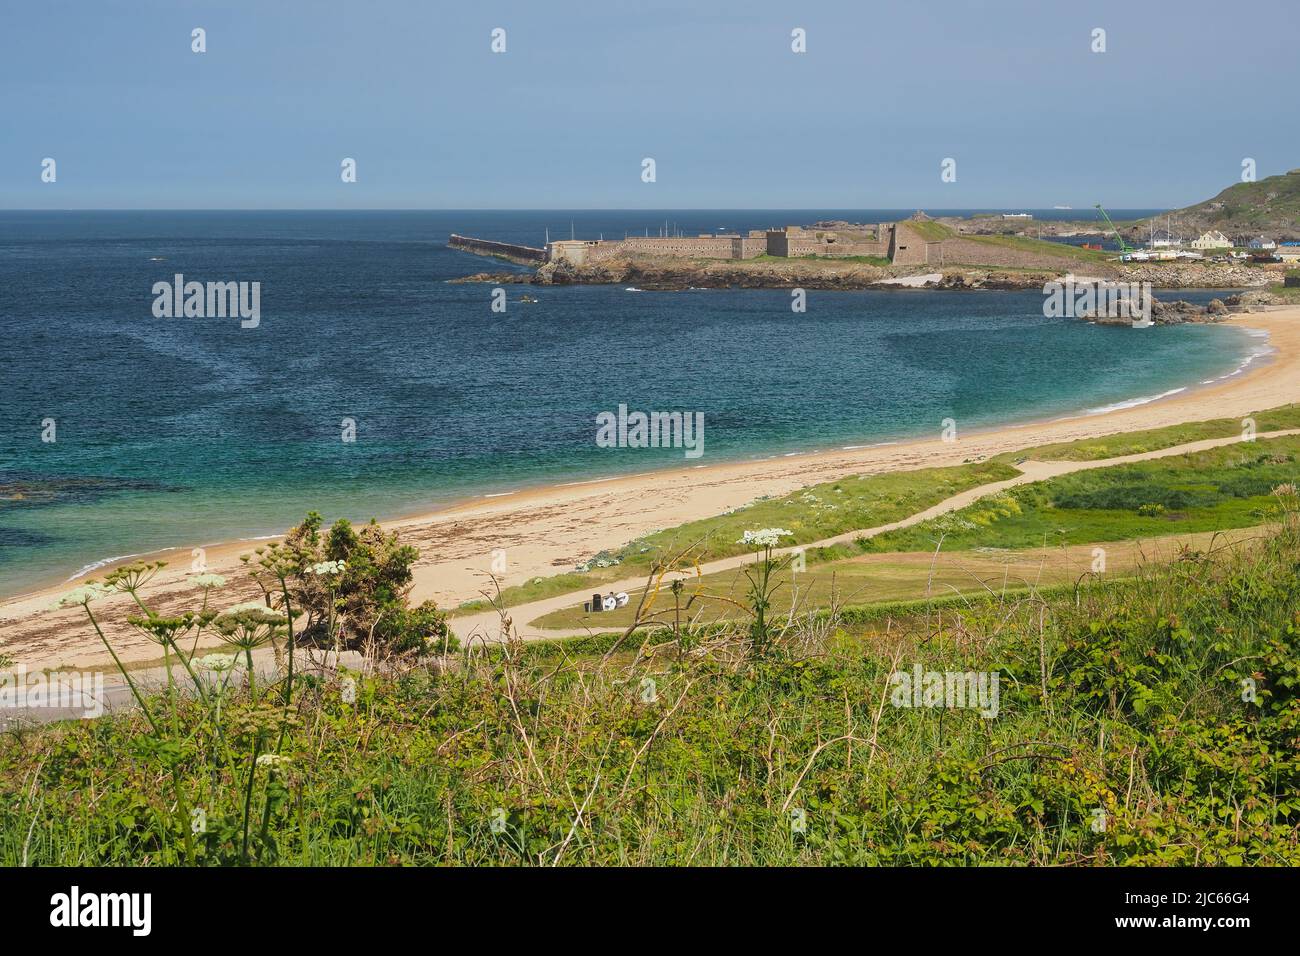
[519,294,538,303]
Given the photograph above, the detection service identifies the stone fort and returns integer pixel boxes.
[545,222,928,266]
[451,219,1074,272]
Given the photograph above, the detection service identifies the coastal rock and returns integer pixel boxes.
[1226,289,1283,309]
[448,271,534,285]
[452,253,1272,297]
[1079,295,1242,326]
[1116,262,1271,289]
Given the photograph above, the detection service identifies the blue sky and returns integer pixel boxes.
[2,0,1296,209]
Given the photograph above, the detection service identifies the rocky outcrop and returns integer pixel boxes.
[1081,295,1240,326]
[1225,289,1287,309]
[1115,262,1272,288]
[450,254,1274,294]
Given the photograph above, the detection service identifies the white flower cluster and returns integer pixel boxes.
[194,653,240,672]
[224,600,276,614]
[309,560,346,576]
[256,753,291,768]
[189,573,228,589]
[52,582,114,610]
[737,528,793,548]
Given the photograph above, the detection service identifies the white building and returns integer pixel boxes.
[1246,236,1277,250]
[1190,230,1232,250]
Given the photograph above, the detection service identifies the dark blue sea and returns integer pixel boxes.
[0,210,1260,598]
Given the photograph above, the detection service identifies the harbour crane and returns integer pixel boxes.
[1094,203,1134,254]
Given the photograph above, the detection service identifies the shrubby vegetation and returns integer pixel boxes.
[2,504,1297,865]
[0,514,451,865]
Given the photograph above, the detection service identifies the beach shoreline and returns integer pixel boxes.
[3,308,1298,669]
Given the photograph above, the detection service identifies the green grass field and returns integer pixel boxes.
[454,460,1018,614]
[867,435,1299,554]
[529,529,1253,631]
[1004,404,1300,462]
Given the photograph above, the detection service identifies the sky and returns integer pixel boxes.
[2,0,1297,210]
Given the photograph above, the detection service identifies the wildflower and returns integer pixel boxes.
[127,613,196,645]
[103,560,167,593]
[189,573,228,589]
[256,753,290,768]
[52,582,112,610]
[224,600,275,614]
[737,528,793,548]
[309,560,346,576]
[214,604,286,651]
[193,653,240,672]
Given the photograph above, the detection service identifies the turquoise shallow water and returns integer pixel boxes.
[0,211,1260,599]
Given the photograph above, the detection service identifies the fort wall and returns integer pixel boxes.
[455,219,1082,272]
[448,234,547,264]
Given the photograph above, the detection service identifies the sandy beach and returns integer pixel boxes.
[4,308,1298,670]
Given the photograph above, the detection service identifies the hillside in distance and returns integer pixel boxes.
[1136,169,1300,240]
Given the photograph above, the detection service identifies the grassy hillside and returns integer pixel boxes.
[1141,169,1300,239]
[900,219,953,241]
[957,233,1113,264]
[4,512,1298,865]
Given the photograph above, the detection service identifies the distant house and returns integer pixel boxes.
[1191,230,1232,250]
[1246,236,1277,250]
[1149,229,1181,248]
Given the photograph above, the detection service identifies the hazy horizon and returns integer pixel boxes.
[3,0,1298,211]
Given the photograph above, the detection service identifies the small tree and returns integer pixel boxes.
[267,512,455,658]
